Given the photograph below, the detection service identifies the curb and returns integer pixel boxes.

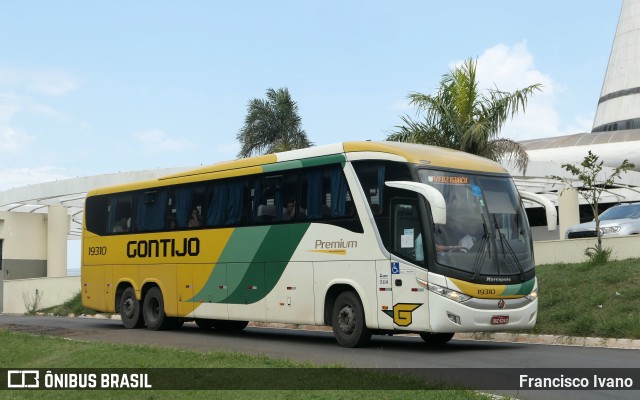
[454,332,640,350]
[249,322,640,350]
[8,314,640,350]
[250,322,640,350]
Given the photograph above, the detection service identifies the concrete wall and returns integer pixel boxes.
[2,276,80,314]
[534,235,640,265]
[0,212,48,280]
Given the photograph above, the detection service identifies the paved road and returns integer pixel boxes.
[1,315,638,399]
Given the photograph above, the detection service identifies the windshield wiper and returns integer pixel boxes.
[471,215,490,282]
[493,215,526,281]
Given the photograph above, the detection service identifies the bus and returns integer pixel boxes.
[82,141,556,347]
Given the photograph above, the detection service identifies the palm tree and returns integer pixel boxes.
[237,87,312,158]
[387,58,541,173]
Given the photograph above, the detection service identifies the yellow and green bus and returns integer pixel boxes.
[82,141,556,347]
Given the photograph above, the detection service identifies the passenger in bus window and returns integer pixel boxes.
[167,215,177,230]
[457,218,484,252]
[113,217,128,233]
[434,221,481,253]
[188,208,203,227]
[284,200,296,220]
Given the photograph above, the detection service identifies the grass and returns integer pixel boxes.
[38,292,98,317]
[0,330,488,400]
[6,257,640,398]
[531,257,640,338]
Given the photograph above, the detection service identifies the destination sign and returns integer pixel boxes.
[427,175,469,184]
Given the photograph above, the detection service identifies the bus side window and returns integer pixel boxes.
[248,172,298,224]
[135,190,168,232]
[206,179,245,227]
[85,195,110,235]
[109,194,133,234]
[280,171,298,222]
[251,176,277,223]
[392,199,425,265]
[353,160,413,217]
[170,184,205,229]
[299,165,352,221]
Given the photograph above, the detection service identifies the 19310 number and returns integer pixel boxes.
[88,246,107,256]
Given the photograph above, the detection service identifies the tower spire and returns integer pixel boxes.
[593,0,640,132]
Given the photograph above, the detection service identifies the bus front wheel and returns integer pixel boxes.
[142,287,168,331]
[420,332,454,345]
[120,287,144,329]
[331,291,371,348]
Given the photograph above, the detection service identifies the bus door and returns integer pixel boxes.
[387,198,430,332]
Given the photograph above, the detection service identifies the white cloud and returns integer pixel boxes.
[0,126,35,154]
[0,166,70,191]
[448,43,590,141]
[135,129,195,154]
[0,91,23,123]
[471,43,556,95]
[0,67,78,96]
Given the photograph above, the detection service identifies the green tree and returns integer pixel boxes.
[237,87,312,158]
[387,58,541,173]
[550,151,635,260]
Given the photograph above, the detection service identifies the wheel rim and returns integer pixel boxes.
[122,297,135,319]
[148,297,160,322]
[337,305,356,335]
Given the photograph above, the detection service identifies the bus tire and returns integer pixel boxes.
[142,287,168,331]
[120,287,144,329]
[195,319,215,330]
[419,332,454,345]
[212,320,249,331]
[331,291,371,348]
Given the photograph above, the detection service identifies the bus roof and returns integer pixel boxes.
[88,141,507,195]
[163,141,507,178]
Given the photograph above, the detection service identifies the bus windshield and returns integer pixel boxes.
[418,169,533,281]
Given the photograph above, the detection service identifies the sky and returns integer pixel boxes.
[0,0,624,192]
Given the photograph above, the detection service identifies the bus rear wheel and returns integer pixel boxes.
[143,287,168,331]
[331,291,371,348]
[420,332,454,345]
[120,287,144,329]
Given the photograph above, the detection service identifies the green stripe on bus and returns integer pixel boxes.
[299,154,346,168]
[262,154,346,173]
[189,223,310,304]
[501,278,535,296]
[224,223,310,304]
[263,160,303,173]
[186,226,270,303]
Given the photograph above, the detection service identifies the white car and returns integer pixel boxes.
[565,203,640,239]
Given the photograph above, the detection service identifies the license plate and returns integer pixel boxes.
[491,315,509,325]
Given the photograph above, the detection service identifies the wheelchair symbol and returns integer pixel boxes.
[391,262,400,274]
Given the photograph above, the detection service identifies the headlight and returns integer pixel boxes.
[416,278,471,303]
[600,226,621,234]
[526,289,538,301]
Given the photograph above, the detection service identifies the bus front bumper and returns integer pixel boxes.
[428,291,538,333]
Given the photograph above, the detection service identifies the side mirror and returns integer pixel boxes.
[385,181,446,224]
[519,191,558,231]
